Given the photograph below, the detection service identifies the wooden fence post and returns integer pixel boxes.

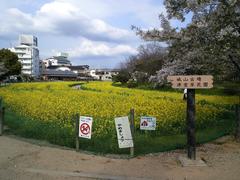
[130,109,135,157]
[75,113,80,151]
[236,104,240,141]
[0,106,3,136]
[0,96,4,136]
[186,89,196,160]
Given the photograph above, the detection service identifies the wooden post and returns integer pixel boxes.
[0,107,4,136]
[130,109,135,157]
[236,104,240,141]
[75,113,80,151]
[186,89,196,160]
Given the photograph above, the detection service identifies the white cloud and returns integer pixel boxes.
[68,39,137,58]
[0,0,166,68]
[59,0,166,27]
[0,0,166,40]
[0,1,135,42]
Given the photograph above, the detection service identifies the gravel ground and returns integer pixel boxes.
[0,135,240,180]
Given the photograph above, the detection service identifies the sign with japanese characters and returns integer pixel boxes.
[79,116,93,139]
[167,75,213,89]
[115,116,134,148]
[140,116,156,130]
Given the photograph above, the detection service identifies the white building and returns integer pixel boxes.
[41,65,77,80]
[9,35,40,78]
[42,52,71,68]
[88,69,119,81]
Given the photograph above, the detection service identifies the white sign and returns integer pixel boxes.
[79,116,93,139]
[140,116,156,130]
[115,116,134,148]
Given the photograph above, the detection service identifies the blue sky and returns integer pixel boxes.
[0,0,191,68]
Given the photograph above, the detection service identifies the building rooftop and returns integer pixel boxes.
[69,65,89,70]
[42,70,77,77]
[94,68,120,72]
[14,45,30,48]
[45,65,70,70]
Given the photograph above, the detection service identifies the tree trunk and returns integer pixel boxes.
[236,104,240,141]
[229,54,240,77]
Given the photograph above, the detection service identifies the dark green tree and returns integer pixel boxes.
[0,62,8,77]
[112,70,131,84]
[0,48,21,80]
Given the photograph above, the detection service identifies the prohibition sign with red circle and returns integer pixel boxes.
[80,123,90,135]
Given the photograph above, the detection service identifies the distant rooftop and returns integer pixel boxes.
[70,65,89,70]
[56,52,68,58]
[19,34,38,47]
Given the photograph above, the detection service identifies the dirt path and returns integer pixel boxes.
[0,135,240,180]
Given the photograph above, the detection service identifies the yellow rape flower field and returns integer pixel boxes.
[0,81,238,154]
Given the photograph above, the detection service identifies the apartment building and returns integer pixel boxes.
[9,35,40,78]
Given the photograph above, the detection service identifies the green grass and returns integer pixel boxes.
[5,110,75,147]
[113,81,240,96]
[4,108,235,155]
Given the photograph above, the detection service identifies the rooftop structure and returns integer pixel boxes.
[19,34,38,47]
[42,52,71,67]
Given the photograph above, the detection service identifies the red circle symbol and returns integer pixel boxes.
[80,123,90,135]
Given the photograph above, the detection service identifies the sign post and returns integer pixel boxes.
[79,116,93,139]
[236,104,240,141]
[186,89,196,159]
[0,108,3,136]
[115,116,134,149]
[129,109,135,157]
[140,116,156,131]
[167,75,213,89]
[167,75,213,160]
[0,97,3,136]
[75,114,93,152]
[75,113,80,151]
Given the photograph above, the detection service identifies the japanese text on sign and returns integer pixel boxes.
[140,116,156,130]
[167,75,213,89]
[115,116,134,148]
[79,116,93,139]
